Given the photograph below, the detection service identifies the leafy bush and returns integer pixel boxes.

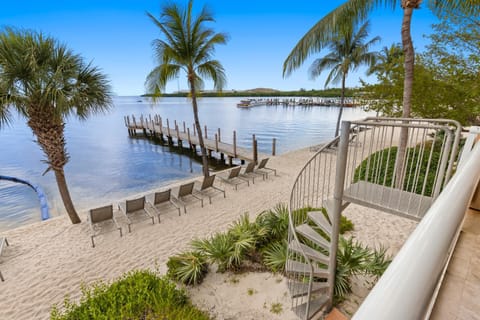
[354,143,444,196]
[50,270,210,320]
[262,240,288,272]
[167,251,208,285]
[340,215,355,233]
[334,237,391,303]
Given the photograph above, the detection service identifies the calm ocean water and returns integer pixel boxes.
[0,96,372,231]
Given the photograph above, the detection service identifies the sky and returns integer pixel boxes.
[1,1,441,95]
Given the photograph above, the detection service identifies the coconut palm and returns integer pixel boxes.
[283,0,479,120]
[284,0,478,187]
[367,43,403,78]
[0,28,112,224]
[308,20,379,137]
[146,0,227,177]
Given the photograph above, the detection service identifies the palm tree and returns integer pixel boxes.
[308,20,379,137]
[283,0,478,187]
[367,43,403,79]
[0,28,112,224]
[283,0,479,120]
[146,0,227,177]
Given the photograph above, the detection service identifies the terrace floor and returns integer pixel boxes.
[430,208,480,320]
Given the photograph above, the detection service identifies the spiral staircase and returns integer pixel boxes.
[286,118,461,319]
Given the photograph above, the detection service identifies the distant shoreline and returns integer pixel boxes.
[142,87,360,98]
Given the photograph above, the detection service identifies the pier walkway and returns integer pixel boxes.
[124,114,274,165]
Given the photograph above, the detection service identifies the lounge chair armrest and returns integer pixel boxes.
[118,203,132,223]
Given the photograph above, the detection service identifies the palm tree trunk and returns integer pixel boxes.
[396,5,415,187]
[188,75,210,177]
[334,73,346,137]
[54,168,81,224]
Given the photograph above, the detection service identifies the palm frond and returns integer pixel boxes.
[283,0,389,77]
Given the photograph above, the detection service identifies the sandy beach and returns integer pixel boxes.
[0,147,417,320]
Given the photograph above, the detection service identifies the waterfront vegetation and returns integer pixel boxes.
[146,0,227,177]
[166,203,390,303]
[0,28,112,224]
[50,270,210,320]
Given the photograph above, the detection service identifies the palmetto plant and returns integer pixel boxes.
[308,20,380,137]
[0,28,112,224]
[166,251,208,285]
[146,0,227,177]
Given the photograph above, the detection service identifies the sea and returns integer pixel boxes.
[0,96,372,231]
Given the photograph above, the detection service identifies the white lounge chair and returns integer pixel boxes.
[255,158,277,178]
[88,205,122,248]
[147,189,181,223]
[240,162,266,183]
[175,182,204,213]
[195,174,226,204]
[219,166,249,190]
[119,196,155,232]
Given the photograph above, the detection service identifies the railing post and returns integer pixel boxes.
[272,138,276,156]
[218,128,221,142]
[327,121,351,310]
[254,139,258,164]
[183,121,186,133]
[233,130,237,157]
[433,130,453,198]
[252,134,257,164]
[166,119,171,136]
[159,116,163,134]
[215,133,219,152]
[205,125,208,139]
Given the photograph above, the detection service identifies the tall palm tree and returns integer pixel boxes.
[283,0,478,186]
[146,0,227,177]
[309,20,379,137]
[0,28,112,224]
[283,0,479,119]
[367,43,403,78]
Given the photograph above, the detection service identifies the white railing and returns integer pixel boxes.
[353,137,480,319]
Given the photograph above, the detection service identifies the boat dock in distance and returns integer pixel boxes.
[124,114,276,165]
[236,97,358,108]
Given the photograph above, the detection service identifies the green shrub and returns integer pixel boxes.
[167,251,208,285]
[263,240,288,272]
[334,237,392,303]
[353,144,444,197]
[50,270,210,320]
[340,215,355,234]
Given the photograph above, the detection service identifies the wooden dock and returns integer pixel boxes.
[124,114,276,165]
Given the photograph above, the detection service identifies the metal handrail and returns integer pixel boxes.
[287,136,340,319]
[353,141,480,319]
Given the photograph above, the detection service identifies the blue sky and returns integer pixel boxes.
[1,1,440,95]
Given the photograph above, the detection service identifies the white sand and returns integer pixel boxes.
[0,147,417,320]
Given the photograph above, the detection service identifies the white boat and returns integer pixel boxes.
[236,98,265,108]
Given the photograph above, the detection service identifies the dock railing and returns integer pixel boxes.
[353,128,480,320]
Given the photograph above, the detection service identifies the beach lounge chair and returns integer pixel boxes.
[255,158,277,178]
[147,189,181,223]
[0,237,9,281]
[119,196,155,232]
[175,182,204,213]
[194,174,226,204]
[88,205,122,248]
[240,162,266,184]
[219,166,250,190]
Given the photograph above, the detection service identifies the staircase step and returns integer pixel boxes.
[286,260,329,279]
[308,210,332,235]
[288,241,329,265]
[288,280,329,298]
[292,295,329,319]
[296,224,330,251]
